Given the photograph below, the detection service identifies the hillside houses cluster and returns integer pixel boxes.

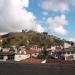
[0,41,75,63]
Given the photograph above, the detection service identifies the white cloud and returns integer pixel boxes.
[0,0,44,33]
[0,32,7,35]
[40,0,75,13]
[36,24,45,33]
[53,26,68,35]
[47,15,68,35]
[47,15,68,26]
[69,38,75,43]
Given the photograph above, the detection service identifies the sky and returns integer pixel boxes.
[0,0,75,42]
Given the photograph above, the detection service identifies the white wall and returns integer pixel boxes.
[64,43,71,48]
[51,46,56,52]
[64,54,75,60]
[14,54,30,61]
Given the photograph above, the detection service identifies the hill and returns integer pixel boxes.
[0,31,71,48]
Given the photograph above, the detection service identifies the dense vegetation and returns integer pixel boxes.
[0,31,72,48]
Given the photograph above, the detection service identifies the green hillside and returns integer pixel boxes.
[0,31,69,48]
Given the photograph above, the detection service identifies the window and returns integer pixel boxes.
[0,55,3,59]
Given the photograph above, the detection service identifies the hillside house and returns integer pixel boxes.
[0,48,15,61]
[31,45,38,51]
[64,46,75,60]
[64,42,71,49]
[14,50,38,61]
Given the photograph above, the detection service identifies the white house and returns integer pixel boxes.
[64,46,75,60]
[14,50,38,61]
[14,54,30,61]
[14,50,30,61]
[64,53,75,61]
[64,42,71,49]
[51,46,56,52]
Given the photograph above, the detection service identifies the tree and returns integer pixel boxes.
[37,48,48,60]
[2,40,11,48]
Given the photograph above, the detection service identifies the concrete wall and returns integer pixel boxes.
[64,54,75,60]
[14,54,30,61]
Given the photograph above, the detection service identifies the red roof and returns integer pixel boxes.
[25,50,37,54]
[46,60,75,64]
[21,58,41,63]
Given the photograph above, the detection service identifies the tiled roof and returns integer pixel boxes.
[20,58,42,63]
[46,59,75,64]
[25,50,37,54]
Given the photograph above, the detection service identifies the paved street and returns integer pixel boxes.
[0,62,75,75]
